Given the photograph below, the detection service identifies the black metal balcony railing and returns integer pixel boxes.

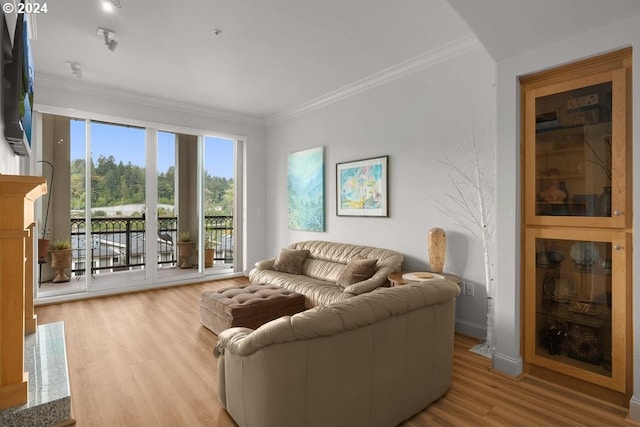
[70,216,233,276]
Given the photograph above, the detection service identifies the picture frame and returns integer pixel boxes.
[336,155,388,217]
[288,146,325,231]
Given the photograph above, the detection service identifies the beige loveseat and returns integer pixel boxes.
[248,240,404,306]
[214,279,460,427]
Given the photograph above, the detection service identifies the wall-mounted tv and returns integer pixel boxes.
[2,10,34,156]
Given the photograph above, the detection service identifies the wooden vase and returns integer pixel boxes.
[428,228,446,273]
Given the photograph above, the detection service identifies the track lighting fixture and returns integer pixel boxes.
[66,61,82,78]
[97,27,118,52]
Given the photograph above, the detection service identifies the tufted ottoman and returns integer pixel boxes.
[200,284,306,335]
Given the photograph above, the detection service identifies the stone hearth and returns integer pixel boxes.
[0,322,73,426]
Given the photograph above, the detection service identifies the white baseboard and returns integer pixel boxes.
[628,396,640,422]
[492,351,523,377]
[455,318,486,339]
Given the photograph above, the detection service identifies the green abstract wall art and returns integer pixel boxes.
[288,146,325,231]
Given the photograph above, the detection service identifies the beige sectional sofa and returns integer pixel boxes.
[248,240,404,306]
[214,279,460,427]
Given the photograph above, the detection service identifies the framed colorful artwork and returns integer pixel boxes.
[288,146,325,231]
[336,155,388,217]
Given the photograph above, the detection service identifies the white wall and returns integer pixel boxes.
[494,14,640,416]
[33,78,268,273]
[0,137,22,173]
[266,45,497,337]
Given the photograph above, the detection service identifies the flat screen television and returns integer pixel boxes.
[2,10,34,156]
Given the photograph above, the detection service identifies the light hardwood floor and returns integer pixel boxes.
[35,278,636,427]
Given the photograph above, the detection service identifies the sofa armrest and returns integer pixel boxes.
[214,327,254,358]
[343,266,396,295]
[214,317,298,357]
[254,257,276,270]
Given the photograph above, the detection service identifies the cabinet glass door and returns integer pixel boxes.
[524,69,627,227]
[524,228,627,392]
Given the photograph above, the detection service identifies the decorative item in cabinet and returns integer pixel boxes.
[542,275,575,303]
[536,240,565,269]
[569,300,600,316]
[554,277,576,303]
[538,169,567,203]
[567,322,602,365]
[570,241,599,272]
[542,275,555,300]
[536,110,560,131]
[566,93,599,110]
[543,321,566,356]
[596,186,612,217]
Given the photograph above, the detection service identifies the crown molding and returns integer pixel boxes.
[266,34,483,126]
[35,34,482,129]
[35,73,266,127]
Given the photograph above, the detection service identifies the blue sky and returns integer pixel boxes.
[70,120,234,178]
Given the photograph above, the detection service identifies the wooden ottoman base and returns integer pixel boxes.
[200,284,306,335]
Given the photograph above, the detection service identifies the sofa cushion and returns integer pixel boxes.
[301,258,346,283]
[248,268,352,307]
[273,248,310,274]
[337,258,377,288]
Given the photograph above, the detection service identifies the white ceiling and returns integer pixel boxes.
[448,0,640,61]
[31,0,472,120]
[30,0,640,122]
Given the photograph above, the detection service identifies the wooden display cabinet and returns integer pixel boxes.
[521,48,632,403]
[523,227,629,393]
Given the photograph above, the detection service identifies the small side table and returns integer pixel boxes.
[388,271,462,287]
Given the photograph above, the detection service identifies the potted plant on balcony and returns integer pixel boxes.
[50,237,72,283]
[177,231,194,269]
[204,236,217,268]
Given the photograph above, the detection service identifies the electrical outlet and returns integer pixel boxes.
[465,282,474,297]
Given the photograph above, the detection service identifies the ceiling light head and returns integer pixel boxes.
[97,27,118,52]
[67,62,82,78]
[101,0,121,12]
[66,61,82,78]
[106,38,118,51]
[101,1,114,12]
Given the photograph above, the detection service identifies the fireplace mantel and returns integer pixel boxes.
[0,175,46,411]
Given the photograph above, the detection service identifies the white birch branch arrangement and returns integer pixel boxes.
[434,114,496,357]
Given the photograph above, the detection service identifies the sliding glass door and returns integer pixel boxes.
[155,131,178,279]
[88,121,147,288]
[36,112,243,300]
[37,115,87,298]
[202,136,236,276]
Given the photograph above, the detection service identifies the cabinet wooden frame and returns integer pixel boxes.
[520,48,632,401]
[523,68,627,228]
[523,227,629,393]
